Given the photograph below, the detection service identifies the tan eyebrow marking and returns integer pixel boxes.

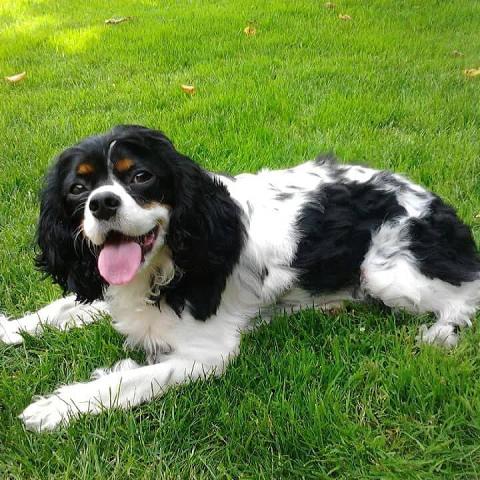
[77,163,95,175]
[114,157,135,173]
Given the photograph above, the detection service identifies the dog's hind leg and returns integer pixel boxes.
[360,223,480,347]
[362,260,479,347]
[0,295,108,345]
[415,278,479,347]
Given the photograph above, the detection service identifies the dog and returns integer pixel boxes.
[1,125,479,432]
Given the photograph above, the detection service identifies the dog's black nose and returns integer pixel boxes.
[89,192,121,220]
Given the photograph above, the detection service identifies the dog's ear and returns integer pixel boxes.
[168,152,240,270]
[164,150,246,319]
[35,152,105,302]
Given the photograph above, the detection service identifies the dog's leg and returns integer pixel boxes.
[20,353,228,432]
[361,255,479,348]
[415,285,479,348]
[0,295,108,345]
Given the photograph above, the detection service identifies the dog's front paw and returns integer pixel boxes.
[19,394,73,432]
[20,384,98,432]
[0,315,24,345]
[417,323,458,348]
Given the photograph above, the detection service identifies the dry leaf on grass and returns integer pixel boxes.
[324,2,336,8]
[338,14,352,21]
[181,84,195,95]
[105,16,132,25]
[5,71,26,84]
[452,50,464,57]
[464,68,480,78]
[244,25,256,36]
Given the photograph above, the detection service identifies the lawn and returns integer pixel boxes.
[1,0,480,478]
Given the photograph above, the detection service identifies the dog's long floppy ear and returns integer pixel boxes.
[35,152,105,303]
[164,150,246,320]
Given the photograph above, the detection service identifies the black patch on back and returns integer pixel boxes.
[408,196,480,285]
[292,181,406,293]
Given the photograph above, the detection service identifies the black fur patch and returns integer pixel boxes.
[408,196,480,285]
[292,181,406,293]
[163,175,245,319]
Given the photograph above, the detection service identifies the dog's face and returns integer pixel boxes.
[36,125,198,301]
[67,134,172,285]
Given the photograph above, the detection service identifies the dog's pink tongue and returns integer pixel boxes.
[98,241,142,285]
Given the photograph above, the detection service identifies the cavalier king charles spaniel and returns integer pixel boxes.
[1,125,479,431]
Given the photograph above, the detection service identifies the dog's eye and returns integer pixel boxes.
[132,171,153,184]
[70,184,86,195]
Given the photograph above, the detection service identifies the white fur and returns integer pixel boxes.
[3,160,479,431]
[83,181,170,247]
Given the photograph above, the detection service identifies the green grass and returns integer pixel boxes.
[1,0,480,477]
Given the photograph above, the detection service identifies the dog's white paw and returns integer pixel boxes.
[20,384,99,432]
[19,394,73,432]
[417,323,458,348]
[0,315,24,345]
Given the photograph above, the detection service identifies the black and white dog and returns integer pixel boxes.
[1,125,479,432]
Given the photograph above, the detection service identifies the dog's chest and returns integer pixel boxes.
[106,278,178,357]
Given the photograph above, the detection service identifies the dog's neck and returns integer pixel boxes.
[105,246,176,308]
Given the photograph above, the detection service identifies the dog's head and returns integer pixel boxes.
[36,125,238,305]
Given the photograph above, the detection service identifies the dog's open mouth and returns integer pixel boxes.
[97,226,160,286]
